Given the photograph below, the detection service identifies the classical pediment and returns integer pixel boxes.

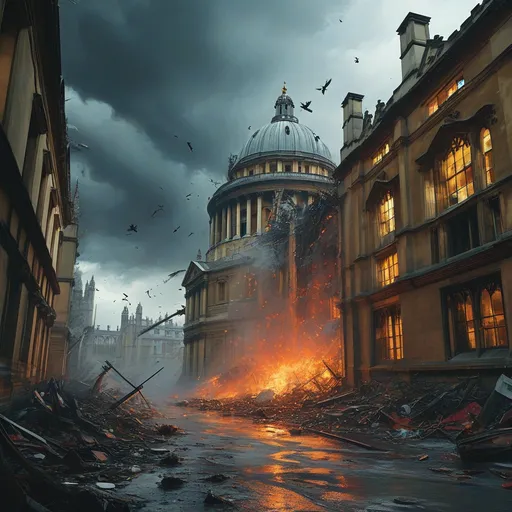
[182,261,206,287]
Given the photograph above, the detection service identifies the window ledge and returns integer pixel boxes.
[371,355,512,373]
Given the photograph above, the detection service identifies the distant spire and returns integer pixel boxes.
[282,81,287,95]
[272,83,297,124]
[197,249,202,261]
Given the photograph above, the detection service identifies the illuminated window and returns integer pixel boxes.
[218,281,226,302]
[377,251,398,287]
[428,77,465,116]
[378,191,395,238]
[439,138,474,207]
[329,297,341,320]
[480,285,507,349]
[481,128,494,186]
[446,278,508,355]
[245,273,257,298]
[372,143,390,166]
[374,305,403,361]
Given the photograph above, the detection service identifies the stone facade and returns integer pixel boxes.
[0,0,74,403]
[335,2,512,386]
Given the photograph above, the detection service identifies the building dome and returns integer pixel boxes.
[231,83,334,172]
[235,121,333,167]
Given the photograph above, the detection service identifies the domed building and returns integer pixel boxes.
[181,85,337,381]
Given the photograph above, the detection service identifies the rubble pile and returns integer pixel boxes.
[188,374,512,458]
[0,366,183,512]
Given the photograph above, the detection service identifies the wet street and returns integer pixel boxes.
[121,407,512,511]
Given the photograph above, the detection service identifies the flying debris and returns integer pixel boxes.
[187,142,193,152]
[186,193,192,199]
[339,18,343,22]
[316,78,332,95]
[188,232,194,237]
[210,178,221,187]
[123,293,128,298]
[151,205,164,218]
[248,126,251,130]
[355,57,359,63]
[173,226,181,233]
[300,101,313,113]
[146,290,152,298]
[127,224,138,233]
[168,269,186,279]
[95,288,99,292]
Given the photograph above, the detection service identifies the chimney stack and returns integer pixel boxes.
[397,12,431,81]
[341,92,364,149]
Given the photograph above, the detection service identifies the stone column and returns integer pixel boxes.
[221,207,227,240]
[209,217,214,246]
[235,200,241,238]
[246,196,252,236]
[201,286,207,316]
[185,296,190,323]
[256,194,263,234]
[226,204,232,239]
[215,211,220,244]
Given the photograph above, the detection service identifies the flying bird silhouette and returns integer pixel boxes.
[151,205,164,217]
[355,57,359,63]
[123,293,128,298]
[187,142,193,152]
[146,290,152,298]
[127,224,138,233]
[300,101,313,113]
[186,193,192,198]
[173,226,181,233]
[339,19,343,22]
[248,126,251,130]
[188,232,194,237]
[316,79,332,95]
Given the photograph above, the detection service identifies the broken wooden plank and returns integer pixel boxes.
[304,427,385,451]
[315,390,355,407]
[0,414,49,446]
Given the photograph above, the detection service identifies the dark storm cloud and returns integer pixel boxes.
[60,0,345,172]
[60,0,347,276]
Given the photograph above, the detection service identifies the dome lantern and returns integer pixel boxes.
[272,82,298,124]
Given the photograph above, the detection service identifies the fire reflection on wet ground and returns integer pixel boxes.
[121,408,512,511]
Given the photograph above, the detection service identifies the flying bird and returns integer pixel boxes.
[248,126,251,130]
[95,288,99,291]
[173,226,181,233]
[123,293,128,298]
[300,101,313,113]
[187,142,193,152]
[355,57,359,63]
[151,205,164,217]
[188,232,194,237]
[174,135,179,138]
[146,290,152,298]
[186,193,192,198]
[316,79,332,95]
[127,224,138,233]
[339,19,343,22]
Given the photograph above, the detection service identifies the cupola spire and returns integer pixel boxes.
[272,83,298,124]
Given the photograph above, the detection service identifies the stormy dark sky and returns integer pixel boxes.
[60,0,478,328]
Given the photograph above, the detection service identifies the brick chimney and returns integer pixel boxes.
[341,92,364,149]
[397,12,431,81]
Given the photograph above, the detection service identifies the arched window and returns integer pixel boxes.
[440,138,474,206]
[378,191,395,238]
[481,128,494,186]
[480,284,507,348]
